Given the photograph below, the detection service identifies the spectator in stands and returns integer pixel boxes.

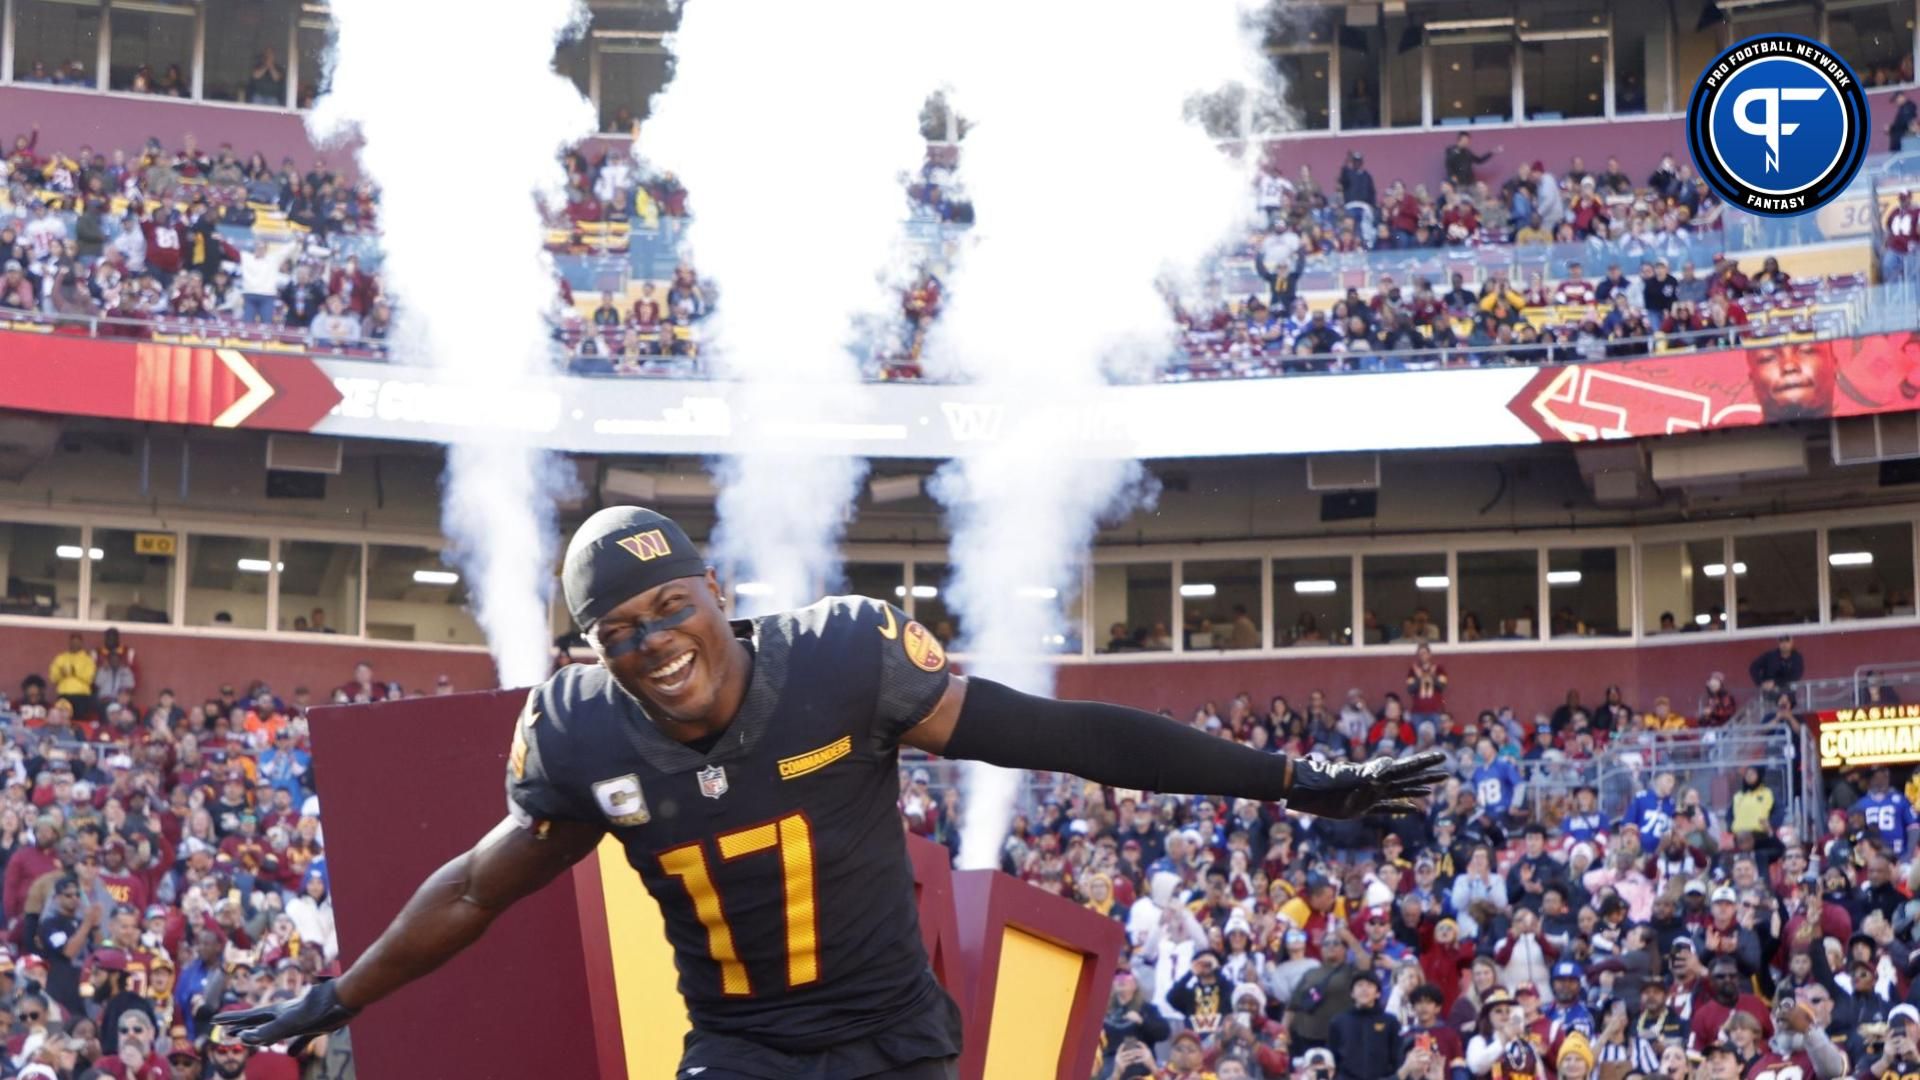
[0,260,36,311]
[204,1024,296,1078]
[1859,670,1901,706]
[327,255,376,317]
[1891,92,1916,153]
[1330,973,1402,1080]
[37,874,101,1018]
[246,48,285,106]
[1885,191,1919,285]
[94,650,135,710]
[1644,259,1679,320]
[49,635,96,719]
[309,294,362,349]
[1532,162,1566,235]
[236,241,287,326]
[1407,646,1447,728]
[1445,134,1502,189]
[1697,672,1736,727]
[1339,152,1377,233]
[335,661,386,704]
[1569,179,1610,238]
[1708,254,1751,299]
[278,265,324,330]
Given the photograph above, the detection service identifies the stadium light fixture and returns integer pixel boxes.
[236,558,283,573]
[1695,613,1713,626]
[413,570,460,586]
[1546,570,1583,585]
[1702,562,1747,577]
[894,585,939,600]
[1415,575,1450,590]
[733,582,774,597]
[867,475,923,504]
[1426,16,1516,30]
[1293,579,1339,594]
[1179,583,1218,598]
[55,546,104,561]
[1828,551,1875,567]
[110,0,197,15]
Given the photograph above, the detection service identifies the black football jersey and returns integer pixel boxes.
[505,596,963,1063]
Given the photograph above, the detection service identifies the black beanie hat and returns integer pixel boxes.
[562,506,706,632]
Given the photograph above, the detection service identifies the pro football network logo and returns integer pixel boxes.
[1686,34,1868,217]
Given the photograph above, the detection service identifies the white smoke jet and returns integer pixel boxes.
[311,0,593,687]
[927,1,1268,869]
[641,1,934,615]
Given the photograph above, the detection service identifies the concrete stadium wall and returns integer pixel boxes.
[3,613,1914,719]
[9,81,1910,206]
[1050,619,1920,715]
[0,620,498,702]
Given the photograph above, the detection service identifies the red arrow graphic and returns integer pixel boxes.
[2,332,343,433]
[1508,364,1762,441]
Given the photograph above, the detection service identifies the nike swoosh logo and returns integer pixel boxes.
[877,605,899,640]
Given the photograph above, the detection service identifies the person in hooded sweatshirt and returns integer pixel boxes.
[1125,870,1181,953]
[1330,969,1404,1080]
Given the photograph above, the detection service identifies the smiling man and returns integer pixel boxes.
[218,506,1446,1079]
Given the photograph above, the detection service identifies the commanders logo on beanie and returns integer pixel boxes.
[562,506,706,632]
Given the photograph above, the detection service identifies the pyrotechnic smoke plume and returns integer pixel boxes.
[643,1,933,615]
[928,1,1270,869]
[311,0,594,686]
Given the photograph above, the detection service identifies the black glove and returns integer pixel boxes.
[215,978,359,1052]
[1284,750,1449,818]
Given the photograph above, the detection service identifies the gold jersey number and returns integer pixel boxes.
[657,814,820,997]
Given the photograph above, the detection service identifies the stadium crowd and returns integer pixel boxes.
[0,627,451,1079]
[898,636,1920,1080]
[0,126,711,369]
[1,122,1875,384]
[1164,141,1847,375]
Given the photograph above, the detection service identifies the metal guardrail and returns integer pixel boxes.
[0,293,1863,385]
[1851,663,1920,705]
[1517,725,1811,839]
[1726,669,1920,726]
[899,720,1816,843]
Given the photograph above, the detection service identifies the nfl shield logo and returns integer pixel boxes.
[696,764,729,799]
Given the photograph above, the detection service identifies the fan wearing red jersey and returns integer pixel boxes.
[1745,989,1847,1080]
[1885,191,1920,283]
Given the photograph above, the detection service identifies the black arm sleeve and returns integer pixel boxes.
[941,676,1293,800]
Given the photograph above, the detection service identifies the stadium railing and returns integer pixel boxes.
[1726,667,1920,724]
[1519,723,1812,843]
[0,286,1870,385]
[899,716,1815,846]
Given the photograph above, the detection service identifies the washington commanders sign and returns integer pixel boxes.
[1815,705,1920,769]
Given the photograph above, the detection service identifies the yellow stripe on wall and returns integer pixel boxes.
[982,929,1086,1080]
[595,836,690,1080]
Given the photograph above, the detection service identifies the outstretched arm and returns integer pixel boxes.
[901,674,1447,819]
[217,815,603,1045]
